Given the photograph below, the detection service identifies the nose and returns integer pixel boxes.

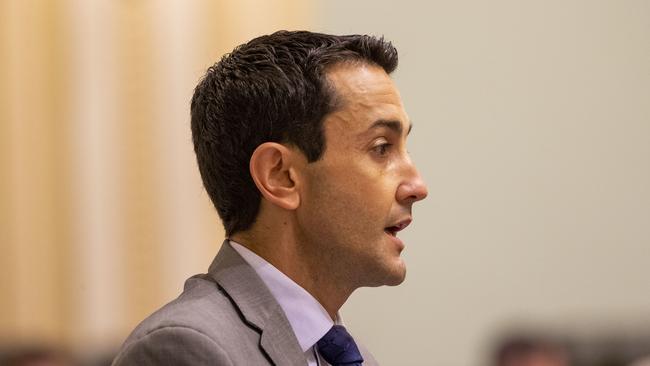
[396,161,428,205]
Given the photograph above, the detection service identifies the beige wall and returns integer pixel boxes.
[316,1,650,365]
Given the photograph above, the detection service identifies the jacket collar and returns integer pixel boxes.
[208,240,308,366]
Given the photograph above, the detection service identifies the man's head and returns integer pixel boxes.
[191,30,427,287]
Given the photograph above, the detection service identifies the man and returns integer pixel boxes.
[112,30,427,365]
[494,336,569,366]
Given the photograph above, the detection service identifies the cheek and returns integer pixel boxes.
[307,163,395,234]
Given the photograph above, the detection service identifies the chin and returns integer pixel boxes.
[383,265,407,286]
[364,258,407,287]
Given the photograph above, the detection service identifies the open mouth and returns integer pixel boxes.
[384,219,412,237]
[384,226,399,237]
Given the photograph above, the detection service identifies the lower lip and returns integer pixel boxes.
[384,231,405,251]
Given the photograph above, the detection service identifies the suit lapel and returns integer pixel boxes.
[208,240,308,366]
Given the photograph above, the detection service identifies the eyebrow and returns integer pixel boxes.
[366,119,413,136]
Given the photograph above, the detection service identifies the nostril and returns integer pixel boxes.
[405,188,427,203]
[397,177,428,204]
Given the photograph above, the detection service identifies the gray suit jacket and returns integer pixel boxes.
[112,241,379,365]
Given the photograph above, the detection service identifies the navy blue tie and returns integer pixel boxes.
[316,325,364,365]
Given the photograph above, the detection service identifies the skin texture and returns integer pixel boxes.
[231,63,428,319]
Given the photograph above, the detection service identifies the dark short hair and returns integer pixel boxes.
[190,30,398,236]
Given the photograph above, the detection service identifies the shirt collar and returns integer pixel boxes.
[229,240,335,352]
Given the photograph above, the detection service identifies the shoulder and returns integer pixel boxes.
[125,274,253,340]
[112,274,262,365]
[112,325,233,366]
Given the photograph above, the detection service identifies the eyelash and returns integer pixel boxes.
[373,143,393,157]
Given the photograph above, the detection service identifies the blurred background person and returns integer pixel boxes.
[629,356,650,366]
[0,346,74,366]
[494,335,569,366]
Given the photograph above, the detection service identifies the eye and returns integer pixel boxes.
[372,143,393,157]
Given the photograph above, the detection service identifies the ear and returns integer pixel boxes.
[249,142,302,210]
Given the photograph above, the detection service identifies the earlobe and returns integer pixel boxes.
[249,142,301,210]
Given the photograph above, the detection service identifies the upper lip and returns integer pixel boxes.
[385,218,412,232]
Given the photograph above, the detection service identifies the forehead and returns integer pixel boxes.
[323,63,408,138]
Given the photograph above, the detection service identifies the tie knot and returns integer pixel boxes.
[316,325,364,366]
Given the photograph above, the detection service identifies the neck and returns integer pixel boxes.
[230,224,354,320]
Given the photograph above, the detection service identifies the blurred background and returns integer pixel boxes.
[1,0,648,365]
